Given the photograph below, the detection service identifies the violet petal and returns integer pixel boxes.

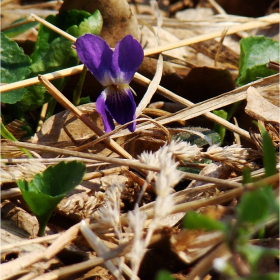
[110,35,144,85]
[96,91,115,133]
[76,34,113,86]
[104,85,136,132]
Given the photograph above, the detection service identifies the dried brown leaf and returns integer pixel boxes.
[245,86,280,124]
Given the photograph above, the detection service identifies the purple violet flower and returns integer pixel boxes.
[75,34,144,133]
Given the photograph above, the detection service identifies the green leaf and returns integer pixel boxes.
[239,244,279,273]
[67,10,103,38]
[1,122,33,158]
[234,273,280,280]
[17,161,86,236]
[3,17,38,38]
[242,168,253,184]
[237,187,273,224]
[79,96,91,105]
[0,32,31,104]
[236,36,279,86]
[183,211,226,232]
[212,109,228,144]
[19,9,102,111]
[257,124,277,178]
[156,270,175,280]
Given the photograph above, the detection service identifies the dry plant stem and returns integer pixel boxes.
[1,167,126,199]
[208,0,227,14]
[80,222,121,279]
[38,75,132,159]
[1,223,81,278]
[1,188,22,199]
[1,251,46,279]
[1,233,61,252]
[18,271,41,280]
[0,65,84,93]
[187,243,230,280]
[32,244,130,280]
[214,28,228,67]
[8,140,243,188]
[1,14,279,93]
[29,13,76,42]
[84,166,127,180]
[136,54,163,117]
[143,13,280,56]
[1,18,33,32]
[133,72,252,141]
[170,174,279,215]
[80,221,134,279]
[31,258,107,280]
[44,223,81,259]
[83,117,170,150]
[36,103,48,132]
[0,157,102,164]
[116,174,279,226]
[127,74,280,138]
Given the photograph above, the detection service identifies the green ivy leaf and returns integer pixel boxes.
[236,36,279,86]
[17,161,86,236]
[183,211,226,232]
[0,32,31,104]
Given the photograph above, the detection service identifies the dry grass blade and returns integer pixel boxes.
[1,4,279,279]
[187,243,230,280]
[31,242,130,280]
[6,140,243,188]
[118,173,278,226]
[29,13,76,42]
[1,234,61,252]
[0,65,84,93]
[38,75,132,159]
[143,13,280,55]
[117,73,279,138]
[133,72,252,141]
[136,54,163,116]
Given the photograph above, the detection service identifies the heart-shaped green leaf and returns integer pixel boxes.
[17,161,86,236]
[1,32,31,104]
[236,36,279,86]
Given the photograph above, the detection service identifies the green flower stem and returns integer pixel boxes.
[45,97,57,120]
[73,65,87,106]
[37,215,50,237]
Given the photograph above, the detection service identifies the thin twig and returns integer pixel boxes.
[7,140,243,188]
[143,13,280,56]
[29,13,76,42]
[1,234,61,252]
[133,72,252,141]
[38,75,132,159]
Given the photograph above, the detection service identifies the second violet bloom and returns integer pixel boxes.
[75,34,144,133]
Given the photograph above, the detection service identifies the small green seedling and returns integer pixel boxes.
[17,161,86,236]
